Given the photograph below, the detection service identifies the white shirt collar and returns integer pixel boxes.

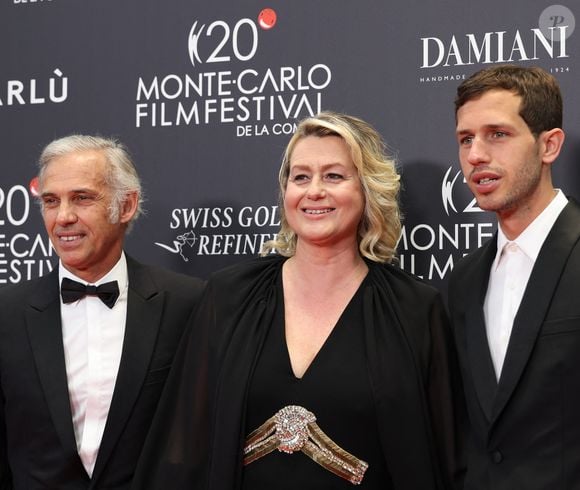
[493,190,568,268]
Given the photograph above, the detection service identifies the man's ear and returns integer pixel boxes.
[119,191,139,224]
[541,127,565,165]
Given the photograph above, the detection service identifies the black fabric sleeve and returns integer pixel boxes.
[0,389,14,490]
[425,294,467,490]
[131,283,215,490]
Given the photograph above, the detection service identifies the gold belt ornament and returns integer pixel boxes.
[243,405,369,485]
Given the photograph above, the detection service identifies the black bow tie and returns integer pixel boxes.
[60,277,120,309]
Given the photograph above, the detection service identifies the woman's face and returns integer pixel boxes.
[284,135,365,250]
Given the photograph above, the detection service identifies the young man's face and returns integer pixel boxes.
[456,89,550,220]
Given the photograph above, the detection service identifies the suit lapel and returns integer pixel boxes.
[463,239,499,421]
[91,257,164,482]
[491,201,580,423]
[25,270,80,458]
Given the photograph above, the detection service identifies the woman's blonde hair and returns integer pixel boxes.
[261,111,401,263]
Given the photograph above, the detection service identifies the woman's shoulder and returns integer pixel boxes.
[199,255,285,318]
[367,260,440,301]
[209,254,285,287]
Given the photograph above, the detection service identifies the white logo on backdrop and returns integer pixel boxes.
[418,4,575,83]
[0,182,55,285]
[398,166,494,280]
[0,69,67,107]
[135,9,333,136]
[154,205,279,261]
[441,167,482,216]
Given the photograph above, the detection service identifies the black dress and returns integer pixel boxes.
[131,255,465,490]
[242,275,392,489]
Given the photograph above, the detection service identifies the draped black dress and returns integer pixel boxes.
[242,275,392,489]
[131,255,465,490]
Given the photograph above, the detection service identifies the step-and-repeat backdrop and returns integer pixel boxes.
[1,0,578,295]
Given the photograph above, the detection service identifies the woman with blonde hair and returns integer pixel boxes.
[133,111,464,490]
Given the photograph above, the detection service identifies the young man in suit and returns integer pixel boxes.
[0,135,204,489]
[448,64,580,489]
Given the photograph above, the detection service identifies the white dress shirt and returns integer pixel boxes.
[59,253,129,477]
[484,190,568,380]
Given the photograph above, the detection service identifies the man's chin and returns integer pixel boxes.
[474,196,499,213]
[58,253,86,270]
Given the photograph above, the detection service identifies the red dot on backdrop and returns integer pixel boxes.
[258,8,277,30]
[29,176,39,197]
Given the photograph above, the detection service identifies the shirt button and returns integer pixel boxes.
[491,450,503,464]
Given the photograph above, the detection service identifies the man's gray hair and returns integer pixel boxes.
[38,135,144,227]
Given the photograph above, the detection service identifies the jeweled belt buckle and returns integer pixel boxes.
[243,405,369,485]
[274,405,316,453]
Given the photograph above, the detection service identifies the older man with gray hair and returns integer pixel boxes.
[0,135,204,489]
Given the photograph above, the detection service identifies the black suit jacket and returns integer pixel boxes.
[449,200,580,490]
[0,255,204,489]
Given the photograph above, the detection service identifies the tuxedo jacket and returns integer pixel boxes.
[0,255,204,490]
[449,200,580,490]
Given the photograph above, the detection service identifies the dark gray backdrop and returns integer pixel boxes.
[1,0,578,295]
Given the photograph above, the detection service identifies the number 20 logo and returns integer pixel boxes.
[0,185,30,226]
[188,19,259,67]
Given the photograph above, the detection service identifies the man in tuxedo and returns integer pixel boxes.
[0,135,204,489]
[448,64,580,489]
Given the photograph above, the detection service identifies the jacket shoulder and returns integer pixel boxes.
[141,263,204,288]
[0,274,54,306]
[447,240,495,315]
[454,243,489,271]
[127,256,205,301]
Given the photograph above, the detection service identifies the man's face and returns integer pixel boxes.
[456,89,551,221]
[40,150,136,283]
